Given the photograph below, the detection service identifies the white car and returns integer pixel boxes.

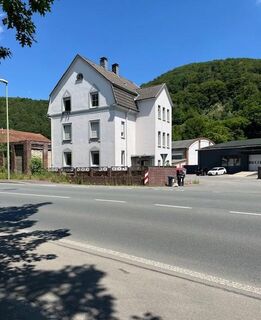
[207,167,227,176]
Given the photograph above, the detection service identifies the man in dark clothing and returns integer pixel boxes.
[177,168,185,186]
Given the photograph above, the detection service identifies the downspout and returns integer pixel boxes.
[125,110,130,166]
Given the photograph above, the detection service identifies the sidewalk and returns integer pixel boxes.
[3,237,259,320]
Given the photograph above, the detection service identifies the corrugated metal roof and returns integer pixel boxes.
[172,139,198,149]
[0,129,50,143]
[200,138,261,150]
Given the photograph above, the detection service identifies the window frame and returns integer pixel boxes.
[167,109,170,123]
[162,132,166,148]
[90,150,100,167]
[158,105,161,120]
[121,150,125,166]
[63,151,72,167]
[158,131,161,148]
[163,107,166,121]
[62,123,72,143]
[121,121,125,139]
[90,92,99,108]
[89,120,100,142]
[167,133,170,149]
[63,97,71,113]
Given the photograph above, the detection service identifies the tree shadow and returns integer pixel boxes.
[0,202,117,319]
[131,313,163,320]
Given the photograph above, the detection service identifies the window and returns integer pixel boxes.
[64,152,72,167]
[63,97,71,112]
[91,151,100,166]
[158,105,161,119]
[163,132,166,148]
[163,108,166,121]
[158,131,161,147]
[91,92,99,107]
[121,150,125,166]
[167,133,170,148]
[90,121,100,141]
[63,124,72,142]
[167,109,170,122]
[121,121,125,139]
[222,156,241,167]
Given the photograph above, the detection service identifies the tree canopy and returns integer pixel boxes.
[145,58,261,143]
[0,97,50,138]
[0,0,54,60]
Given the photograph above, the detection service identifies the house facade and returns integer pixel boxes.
[48,55,172,168]
[0,129,51,174]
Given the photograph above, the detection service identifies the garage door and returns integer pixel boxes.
[249,154,261,171]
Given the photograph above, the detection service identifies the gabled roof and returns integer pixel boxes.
[0,129,50,143]
[49,54,171,112]
[81,55,139,93]
[136,84,165,101]
[200,138,261,151]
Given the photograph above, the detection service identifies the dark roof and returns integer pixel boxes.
[200,138,261,151]
[82,55,139,94]
[113,86,138,111]
[50,54,169,112]
[0,129,50,143]
[136,84,165,101]
[172,138,198,149]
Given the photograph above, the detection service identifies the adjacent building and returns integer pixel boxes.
[172,137,214,167]
[48,55,172,168]
[198,138,261,173]
[0,129,51,174]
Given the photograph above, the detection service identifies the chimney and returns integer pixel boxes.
[112,63,119,76]
[100,57,108,70]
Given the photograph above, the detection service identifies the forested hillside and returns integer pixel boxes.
[145,58,261,142]
[0,97,50,138]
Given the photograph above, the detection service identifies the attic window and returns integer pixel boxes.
[91,92,99,107]
[76,73,83,81]
[63,97,71,112]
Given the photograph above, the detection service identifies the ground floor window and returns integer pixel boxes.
[121,150,125,166]
[91,151,100,166]
[64,152,72,167]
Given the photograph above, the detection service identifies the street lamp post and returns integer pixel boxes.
[0,78,10,180]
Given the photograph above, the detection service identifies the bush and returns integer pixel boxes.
[30,157,43,175]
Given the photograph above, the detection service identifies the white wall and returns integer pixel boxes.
[51,109,115,167]
[48,57,115,116]
[154,88,172,165]
[188,139,214,165]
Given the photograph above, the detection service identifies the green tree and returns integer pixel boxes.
[0,0,55,60]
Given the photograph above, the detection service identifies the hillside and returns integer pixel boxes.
[145,58,261,142]
[0,97,50,139]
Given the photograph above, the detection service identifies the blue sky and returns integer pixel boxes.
[0,0,260,99]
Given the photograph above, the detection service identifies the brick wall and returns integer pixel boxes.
[147,167,176,186]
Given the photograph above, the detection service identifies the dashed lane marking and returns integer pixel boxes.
[95,198,126,203]
[0,191,70,199]
[154,203,192,209]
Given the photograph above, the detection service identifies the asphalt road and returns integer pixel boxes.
[0,175,260,291]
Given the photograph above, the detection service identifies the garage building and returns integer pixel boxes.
[198,138,261,174]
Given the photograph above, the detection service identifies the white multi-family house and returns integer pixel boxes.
[48,55,173,168]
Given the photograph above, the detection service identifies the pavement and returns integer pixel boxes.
[0,176,260,319]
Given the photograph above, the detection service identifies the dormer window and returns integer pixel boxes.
[63,97,71,112]
[91,92,99,108]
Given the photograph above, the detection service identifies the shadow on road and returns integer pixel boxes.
[0,202,162,320]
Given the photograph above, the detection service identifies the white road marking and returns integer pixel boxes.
[229,211,261,217]
[0,191,70,199]
[59,239,261,296]
[95,198,126,203]
[154,204,192,209]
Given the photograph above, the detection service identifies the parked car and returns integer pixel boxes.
[207,167,227,176]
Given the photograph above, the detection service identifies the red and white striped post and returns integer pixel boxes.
[144,170,149,185]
